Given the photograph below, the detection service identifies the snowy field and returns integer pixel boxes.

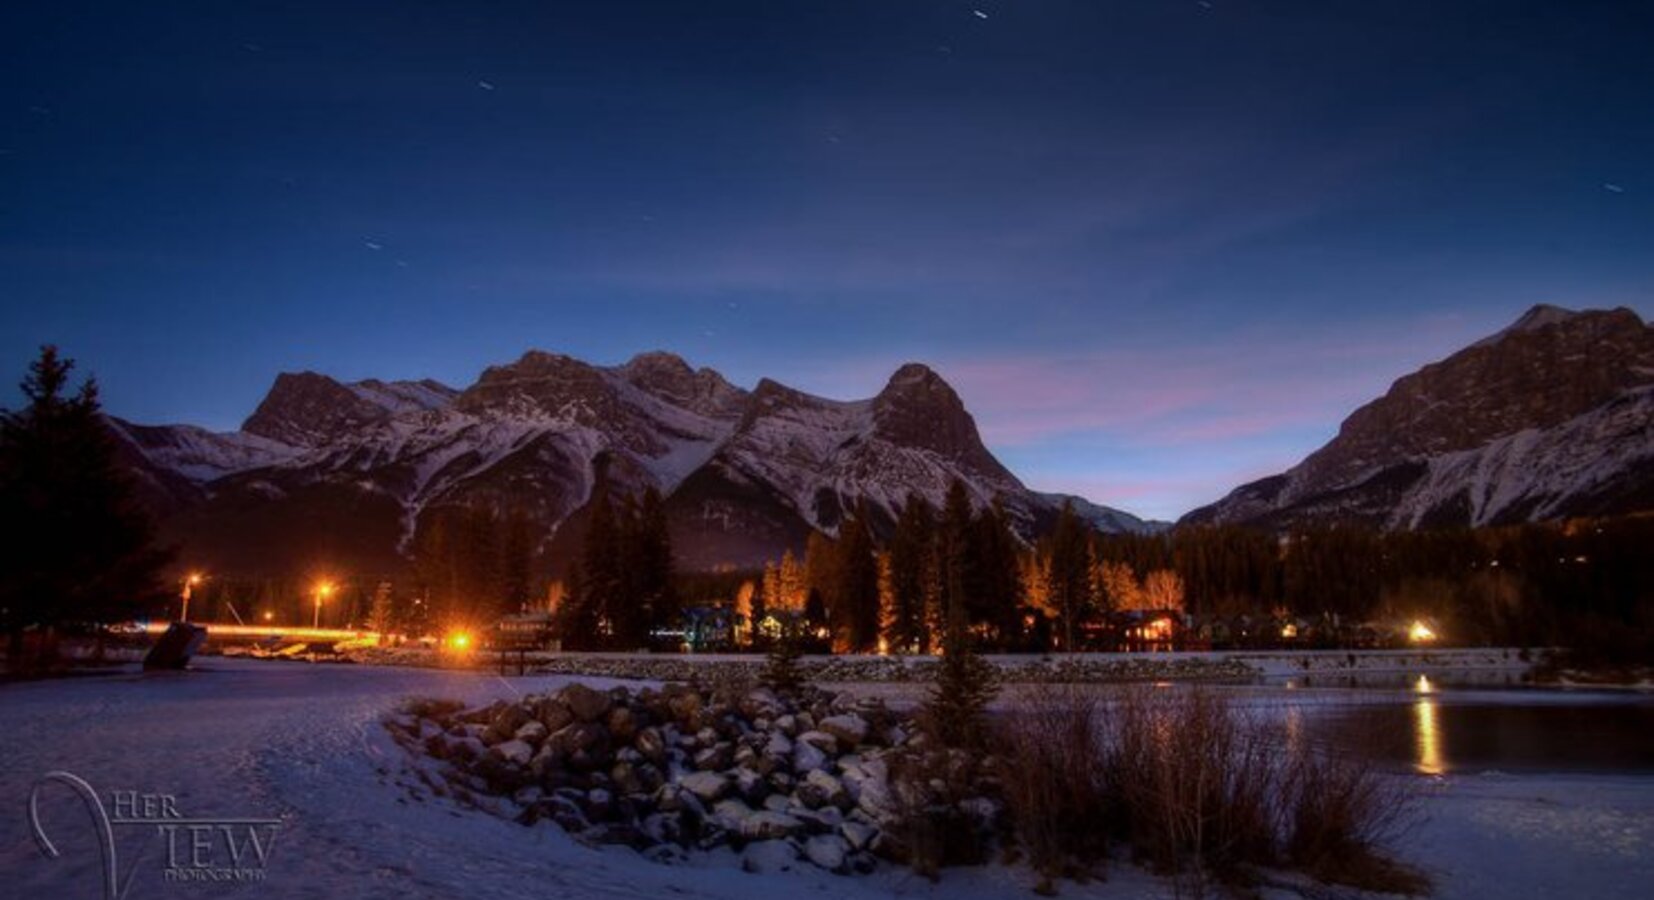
[2,658,1651,900]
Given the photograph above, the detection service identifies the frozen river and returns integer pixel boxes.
[2,658,1651,899]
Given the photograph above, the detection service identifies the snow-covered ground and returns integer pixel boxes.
[2,658,1650,899]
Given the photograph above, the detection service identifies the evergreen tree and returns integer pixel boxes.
[634,486,677,639]
[972,498,1024,646]
[835,504,881,652]
[760,616,807,696]
[939,478,977,639]
[0,347,171,668]
[886,493,934,653]
[572,464,623,648]
[1047,500,1092,650]
[922,561,999,748]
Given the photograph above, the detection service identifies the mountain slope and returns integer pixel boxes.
[118,352,1150,575]
[1183,305,1654,530]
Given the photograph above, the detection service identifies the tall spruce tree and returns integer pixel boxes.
[835,504,881,652]
[634,486,677,640]
[886,493,934,653]
[923,529,999,748]
[1047,500,1092,651]
[0,347,170,667]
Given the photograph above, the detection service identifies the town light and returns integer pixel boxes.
[1408,620,1437,644]
[314,581,335,629]
[446,631,473,652]
[180,572,205,622]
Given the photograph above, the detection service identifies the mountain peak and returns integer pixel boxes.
[616,351,747,419]
[242,371,391,446]
[1510,303,1581,332]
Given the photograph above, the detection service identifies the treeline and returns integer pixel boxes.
[721,490,1654,653]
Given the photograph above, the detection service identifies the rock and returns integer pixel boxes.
[803,834,849,872]
[741,810,802,841]
[774,714,799,736]
[819,714,868,747]
[693,742,733,772]
[791,805,843,833]
[711,798,755,831]
[733,767,768,805]
[635,726,667,762]
[762,794,792,813]
[797,730,839,754]
[840,821,877,851]
[492,738,534,766]
[793,739,828,774]
[534,696,575,733]
[764,732,794,758]
[799,769,851,810]
[560,683,613,723]
[607,705,639,742]
[740,687,783,720]
[741,839,799,874]
[679,771,730,803]
[514,720,548,745]
[611,761,644,795]
[665,686,702,727]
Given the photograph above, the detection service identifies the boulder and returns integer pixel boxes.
[799,769,851,810]
[740,811,803,841]
[635,727,667,762]
[693,743,734,772]
[741,839,799,874]
[534,696,575,733]
[607,705,640,743]
[797,730,839,754]
[560,683,613,723]
[514,720,548,745]
[492,738,534,767]
[840,821,877,851]
[803,834,849,872]
[819,714,868,748]
[679,771,730,803]
[793,740,828,774]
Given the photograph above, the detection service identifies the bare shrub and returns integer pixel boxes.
[994,684,1110,893]
[1284,733,1429,895]
[1105,687,1279,886]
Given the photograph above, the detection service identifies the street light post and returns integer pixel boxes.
[180,573,202,622]
[314,581,334,629]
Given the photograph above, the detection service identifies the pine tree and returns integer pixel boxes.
[836,504,881,652]
[1047,500,1092,650]
[572,461,623,649]
[634,486,677,639]
[886,493,934,654]
[972,498,1024,647]
[922,559,999,748]
[0,346,171,669]
[760,616,807,696]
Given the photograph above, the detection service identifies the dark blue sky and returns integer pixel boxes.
[3,1,1651,519]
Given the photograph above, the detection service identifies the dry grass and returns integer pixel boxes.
[990,685,1429,896]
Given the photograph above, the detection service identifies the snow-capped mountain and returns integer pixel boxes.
[1182,305,1654,531]
[111,352,1152,575]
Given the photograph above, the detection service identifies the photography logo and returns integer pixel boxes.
[28,770,281,899]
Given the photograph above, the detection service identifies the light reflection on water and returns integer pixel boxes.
[1414,695,1444,775]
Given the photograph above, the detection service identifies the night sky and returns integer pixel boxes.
[3,1,1651,519]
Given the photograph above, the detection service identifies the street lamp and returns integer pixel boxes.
[314,581,334,629]
[180,572,203,622]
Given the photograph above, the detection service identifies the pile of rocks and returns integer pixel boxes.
[385,681,1001,875]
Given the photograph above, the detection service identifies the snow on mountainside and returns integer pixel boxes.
[1183,305,1654,530]
[122,351,1149,575]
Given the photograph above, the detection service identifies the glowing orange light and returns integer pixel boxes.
[1408,620,1437,643]
[447,631,473,652]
